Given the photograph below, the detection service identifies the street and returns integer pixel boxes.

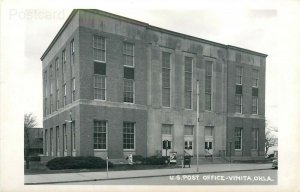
[57,169,277,185]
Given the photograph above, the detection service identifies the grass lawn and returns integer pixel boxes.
[24,162,180,175]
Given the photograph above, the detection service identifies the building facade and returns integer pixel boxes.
[41,9,267,161]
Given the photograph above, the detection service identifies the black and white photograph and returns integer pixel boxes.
[0,0,299,191]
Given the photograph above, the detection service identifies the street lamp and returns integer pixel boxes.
[196,80,200,172]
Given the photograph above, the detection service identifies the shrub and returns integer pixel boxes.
[143,156,169,165]
[46,156,114,170]
[29,156,41,161]
[132,155,144,162]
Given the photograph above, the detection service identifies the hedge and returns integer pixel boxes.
[46,156,113,170]
[143,156,169,165]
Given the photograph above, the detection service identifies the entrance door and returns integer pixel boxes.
[184,139,193,156]
[204,126,214,156]
[162,135,172,156]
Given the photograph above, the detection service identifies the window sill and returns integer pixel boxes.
[94,149,107,151]
[123,149,135,151]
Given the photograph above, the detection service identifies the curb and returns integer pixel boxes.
[25,168,273,185]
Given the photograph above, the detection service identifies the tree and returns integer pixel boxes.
[265,123,278,155]
[24,113,38,169]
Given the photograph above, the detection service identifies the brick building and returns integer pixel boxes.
[41,9,267,161]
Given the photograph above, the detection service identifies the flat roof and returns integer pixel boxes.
[40,9,267,60]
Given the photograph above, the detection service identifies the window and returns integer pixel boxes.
[63,124,67,153]
[50,93,53,113]
[50,128,53,155]
[44,129,48,155]
[44,98,47,116]
[62,50,66,81]
[252,96,258,114]
[235,95,242,113]
[124,79,134,103]
[63,84,67,107]
[93,35,106,62]
[123,43,134,67]
[185,141,193,150]
[184,125,193,135]
[163,140,171,149]
[252,128,259,149]
[184,57,193,109]
[56,126,60,156]
[252,69,259,87]
[123,122,135,150]
[70,39,75,65]
[94,75,106,100]
[204,126,213,136]
[162,124,172,135]
[49,64,53,78]
[43,70,47,95]
[94,121,107,150]
[162,52,171,107]
[71,121,75,151]
[71,78,75,102]
[56,89,59,110]
[55,58,59,88]
[205,61,213,111]
[234,128,242,150]
[236,66,243,85]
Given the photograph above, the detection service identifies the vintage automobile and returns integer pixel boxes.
[272,150,278,169]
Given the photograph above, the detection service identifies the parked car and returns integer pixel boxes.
[272,150,278,169]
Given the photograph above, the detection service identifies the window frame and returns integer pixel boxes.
[236,66,243,85]
[234,127,243,150]
[71,78,75,102]
[162,52,171,108]
[252,128,259,149]
[123,78,135,103]
[184,56,193,110]
[93,35,106,63]
[63,84,67,107]
[252,96,258,114]
[123,122,135,151]
[94,74,106,101]
[123,42,135,68]
[63,124,67,153]
[235,94,243,113]
[56,126,60,156]
[93,120,108,150]
[252,69,259,87]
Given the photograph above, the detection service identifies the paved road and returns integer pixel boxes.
[57,169,277,185]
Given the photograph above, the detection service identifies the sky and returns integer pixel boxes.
[20,8,285,128]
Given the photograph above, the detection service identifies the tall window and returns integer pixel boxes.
[62,49,66,81]
[71,78,75,102]
[94,75,106,100]
[252,96,258,114]
[235,95,242,113]
[71,121,75,151]
[56,89,59,110]
[162,124,172,135]
[43,70,47,116]
[236,66,243,85]
[55,58,59,88]
[205,61,213,111]
[123,122,135,150]
[123,43,135,103]
[123,43,134,67]
[162,52,171,107]
[184,125,193,135]
[63,84,67,107]
[93,35,106,62]
[50,82,53,113]
[56,126,60,156]
[49,64,53,79]
[252,128,259,149]
[184,57,193,109]
[234,127,242,150]
[44,129,48,155]
[94,121,107,150]
[50,128,53,156]
[70,39,75,65]
[252,69,259,87]
[63,124,67,153]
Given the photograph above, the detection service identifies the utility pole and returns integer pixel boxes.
[196,80,199,173]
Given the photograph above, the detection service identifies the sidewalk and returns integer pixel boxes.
[25,163,273,184]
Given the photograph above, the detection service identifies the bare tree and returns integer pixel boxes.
[265,123,278,155]
[24,113,38,169]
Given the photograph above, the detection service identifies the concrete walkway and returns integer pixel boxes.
[25,163,273,184]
